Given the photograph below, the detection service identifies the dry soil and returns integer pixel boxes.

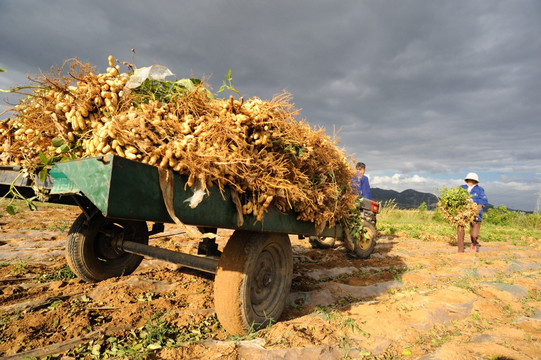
[0,204,540,359]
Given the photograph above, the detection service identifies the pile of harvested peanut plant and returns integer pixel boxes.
[437,186,480,227]
[0,56,358,229]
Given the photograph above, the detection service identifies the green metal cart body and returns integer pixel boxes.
[49,154,345,238]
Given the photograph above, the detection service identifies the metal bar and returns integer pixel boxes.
[121,240,219,274]
[0,166,54,189]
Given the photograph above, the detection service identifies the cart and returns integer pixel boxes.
[0,155,376,335]
[309,197,379,253]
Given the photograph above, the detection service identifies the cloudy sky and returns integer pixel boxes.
[1,1,540,211]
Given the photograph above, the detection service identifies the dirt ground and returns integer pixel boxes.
[0,204,540,359]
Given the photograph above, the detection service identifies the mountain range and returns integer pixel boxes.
[371,188,439,209]
[371,188,495,211]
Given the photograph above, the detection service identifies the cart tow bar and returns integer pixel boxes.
[120,241,219,274]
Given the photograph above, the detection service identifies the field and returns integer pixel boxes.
[1,199,540,359]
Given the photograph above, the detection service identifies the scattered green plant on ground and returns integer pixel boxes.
[341,317,362,333]
[377,222,397,236]
[313,305,371,339]
[46,220,70,232]
[447,274,480,293]
[481,232,508,243]
[413,325,453,353]
[37,264,77,282]
[520,289,541,317]
[62,313,221,359]
[314,305,342,322]
[388,265,405,282]
[9,258,28,275]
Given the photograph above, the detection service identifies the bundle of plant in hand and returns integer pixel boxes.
[437,186,480,227]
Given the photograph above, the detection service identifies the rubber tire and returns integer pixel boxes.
[214,230,293,335]
[308,236,336,249]
[353,220,377,259]
[66,213,148,282]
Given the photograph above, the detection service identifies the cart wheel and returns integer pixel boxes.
[66,213,148,282]
[214,230,293,335]
[308,236,336,249]
[352,220,377,259]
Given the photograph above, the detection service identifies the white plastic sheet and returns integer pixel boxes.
[124,65,174,90]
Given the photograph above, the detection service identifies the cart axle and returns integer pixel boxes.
[120,240,219,274]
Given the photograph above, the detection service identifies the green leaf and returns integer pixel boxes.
[27,200,37,211]
[147,343,162,350]
[175,78,196,91]
[39,168,48,182]
[91,344,101,356]
[39,152,49,165]
[217,69,241,97]
[52,137,64,148]
[106,336,118,343]
[59,144,70,153]
[0,68,6,73]
[6,204,17,215]
[48,299,64,310]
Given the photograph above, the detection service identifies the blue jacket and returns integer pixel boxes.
[352,174,372,200]
[461,184,488,221]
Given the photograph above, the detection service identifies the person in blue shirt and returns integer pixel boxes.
[457,172,488,253]
[352,162,372,200]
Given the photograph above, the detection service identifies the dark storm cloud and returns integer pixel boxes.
[1,0,540,210]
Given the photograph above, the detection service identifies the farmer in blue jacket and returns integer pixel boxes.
[457,172,488,253]
[352,162,372,200]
